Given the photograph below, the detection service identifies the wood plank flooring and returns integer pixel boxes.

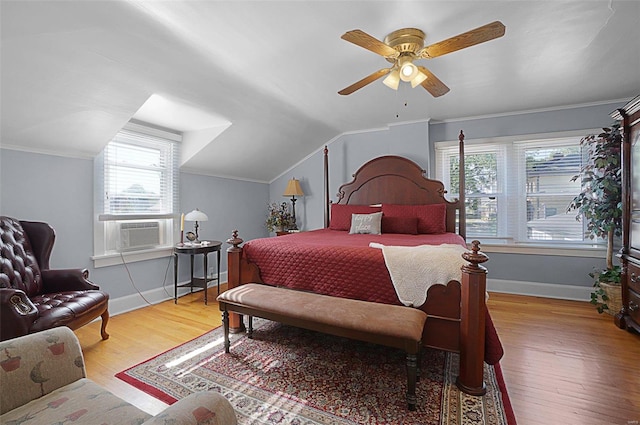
[74,288,640,424]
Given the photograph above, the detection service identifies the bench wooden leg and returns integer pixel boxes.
[406,352,418,411]
[248,316,254,339]
[416,347,422,383]
[222,310,230,353]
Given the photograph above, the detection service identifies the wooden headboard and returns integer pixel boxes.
[323,131,467,239]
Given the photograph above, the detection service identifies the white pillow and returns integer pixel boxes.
[349,212,383,235]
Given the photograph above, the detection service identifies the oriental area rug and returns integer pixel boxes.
[117,319,516,425]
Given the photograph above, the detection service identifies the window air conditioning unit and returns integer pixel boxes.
[119,222,160,250]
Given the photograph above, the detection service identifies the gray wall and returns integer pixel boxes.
[270,101,628,293]
[0,148,268,301]
[0,100,629,304]
[429,101,626,289]
[270,120,431,231]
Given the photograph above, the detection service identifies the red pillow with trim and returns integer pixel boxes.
[381,216,419,234]
[329,204,382,231]
[382,204,447,234]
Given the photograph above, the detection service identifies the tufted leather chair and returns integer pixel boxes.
[0,216,109,342]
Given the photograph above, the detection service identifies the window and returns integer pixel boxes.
[436,132,592,246]
[94,122,180,265]
[445,145,503,238]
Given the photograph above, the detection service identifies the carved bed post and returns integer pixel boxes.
[456,240,488,395]
[225,230,246,333]
[458,130,466,240]
[324,145,329,228]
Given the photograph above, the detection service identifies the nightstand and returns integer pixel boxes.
[173,240,221,304]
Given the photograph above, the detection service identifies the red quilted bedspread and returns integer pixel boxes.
[243,228,503,364]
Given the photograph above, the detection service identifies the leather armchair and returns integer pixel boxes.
[0,216,109,341]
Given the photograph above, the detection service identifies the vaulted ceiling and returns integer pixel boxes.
[1,1,639,182]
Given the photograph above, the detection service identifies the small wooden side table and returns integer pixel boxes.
[173,240,221,305]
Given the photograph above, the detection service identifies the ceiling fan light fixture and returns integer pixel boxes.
[339,21,505,97]
[410,71,428,88]
[382,69,400,90]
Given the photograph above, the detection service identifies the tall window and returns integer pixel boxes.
[94,123,180,263]
[436,133,588,245]
[446,145,503,238]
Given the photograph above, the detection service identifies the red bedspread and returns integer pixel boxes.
[245,229,465,303]
[243,228,503,364]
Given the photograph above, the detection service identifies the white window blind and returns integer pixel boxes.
[103,130,178,217]
[436,133,590,245]
[516,139,583,242]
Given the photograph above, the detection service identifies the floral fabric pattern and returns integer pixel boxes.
[2,378,152,425]
[1,327,237,425]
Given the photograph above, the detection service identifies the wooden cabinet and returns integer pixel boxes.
[613,95,640,333]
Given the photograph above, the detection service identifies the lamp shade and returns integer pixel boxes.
[410,70,428,88]
[383,69,400,90]
[283,178,304,197]
[184,209,208,222]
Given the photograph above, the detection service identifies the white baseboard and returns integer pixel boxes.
[488,278,592,302]
[106,274,589,317]
[107,271,227,316]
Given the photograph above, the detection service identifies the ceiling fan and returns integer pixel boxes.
[338,21,505,97]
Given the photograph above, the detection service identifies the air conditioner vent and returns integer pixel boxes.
[119,221,160,250]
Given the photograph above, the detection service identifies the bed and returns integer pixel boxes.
[226,131,503,396]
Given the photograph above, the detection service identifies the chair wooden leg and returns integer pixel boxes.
[100,310,110,340]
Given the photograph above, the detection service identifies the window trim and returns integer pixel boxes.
[92,247,174,268]
[93,122,180,266]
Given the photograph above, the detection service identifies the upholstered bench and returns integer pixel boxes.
[217,283,427,410]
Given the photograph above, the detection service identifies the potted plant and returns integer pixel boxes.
[567,125,623,314]
[266,202,294,233]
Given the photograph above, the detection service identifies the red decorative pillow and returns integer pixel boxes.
[382,204,447,234]
[381,216,419,234]
[329,204,382,231]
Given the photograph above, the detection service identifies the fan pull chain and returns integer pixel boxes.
[393,85,409,119]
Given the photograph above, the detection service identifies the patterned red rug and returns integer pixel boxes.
[117,319,516,424]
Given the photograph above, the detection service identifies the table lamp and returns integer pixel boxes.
[184,208,208,242]
[283,178,304,230]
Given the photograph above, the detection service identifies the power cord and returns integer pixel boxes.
[162,255,173,298]
[119,251,173,307]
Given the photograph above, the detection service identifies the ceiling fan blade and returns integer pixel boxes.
[338,68,392,95]
[419,21,505,59]
[417,66,450,97]
[341,29,399,58]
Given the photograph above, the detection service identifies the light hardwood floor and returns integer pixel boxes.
[75,288,640,425]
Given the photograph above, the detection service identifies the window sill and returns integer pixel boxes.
[475,242,607,258]
[92,246,174,268]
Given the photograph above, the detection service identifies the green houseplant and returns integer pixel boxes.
[266,202,295,233]
[567,125,623,314]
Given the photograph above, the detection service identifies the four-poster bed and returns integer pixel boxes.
[225,131,503,396]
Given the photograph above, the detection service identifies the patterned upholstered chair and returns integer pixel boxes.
[0,216,109,342]
[0,327,237,424]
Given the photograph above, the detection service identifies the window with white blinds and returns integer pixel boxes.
[94,123,180,261]
[436,133,591,245]
[518,139,583,242]
[102,130,178,216]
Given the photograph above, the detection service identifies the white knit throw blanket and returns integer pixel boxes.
[369,242,468,307]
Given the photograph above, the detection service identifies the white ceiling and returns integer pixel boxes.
[1,1,639,182]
